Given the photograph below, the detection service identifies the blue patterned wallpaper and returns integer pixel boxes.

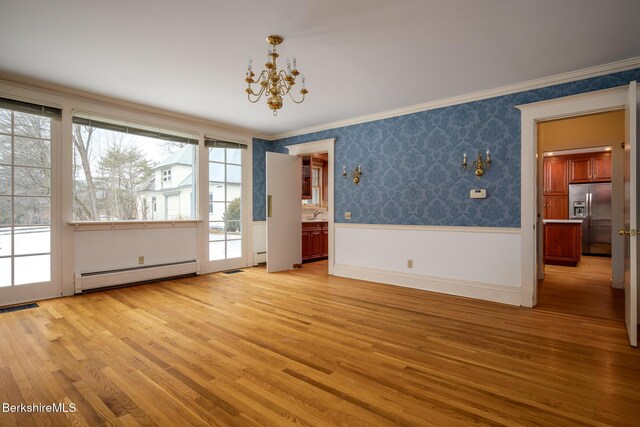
[253,68,640,226]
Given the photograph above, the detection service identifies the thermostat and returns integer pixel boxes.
[470,189,487,199]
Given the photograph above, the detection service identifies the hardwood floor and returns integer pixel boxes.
[537,255,624,321]
[1,260,639,426]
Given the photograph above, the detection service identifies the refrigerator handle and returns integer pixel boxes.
[587,192,591,218]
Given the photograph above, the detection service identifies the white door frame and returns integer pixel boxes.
[517,86,628,307]
[286,138,336,275]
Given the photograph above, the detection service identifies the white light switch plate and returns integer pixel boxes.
[470,189,487,199]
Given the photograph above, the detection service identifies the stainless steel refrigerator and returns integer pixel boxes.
[568,183,612,255]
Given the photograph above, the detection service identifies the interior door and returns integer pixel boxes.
[266,152,301,272]
[623,81,638,347]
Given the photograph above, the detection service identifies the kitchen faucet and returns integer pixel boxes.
[312,210,323,219]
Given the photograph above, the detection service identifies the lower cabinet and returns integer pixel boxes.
[544,221,582,266]
[302,222,328,262]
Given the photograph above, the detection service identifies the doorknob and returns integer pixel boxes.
[618,229,630,236]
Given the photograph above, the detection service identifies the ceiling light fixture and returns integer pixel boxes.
[244,35,308,116]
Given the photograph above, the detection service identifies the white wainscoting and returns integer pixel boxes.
[333,224,522,305]
[74,226,198,291]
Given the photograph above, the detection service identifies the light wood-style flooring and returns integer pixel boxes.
[1,260,639,426]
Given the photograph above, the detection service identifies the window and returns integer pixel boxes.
[303,166,322,206]
[312,166,321,205]
[206,138,245,261]
[0,105,55,286]
[72,116,197,221]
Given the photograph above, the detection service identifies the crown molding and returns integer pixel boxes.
[0,71,257,137]
[263,56,640,141]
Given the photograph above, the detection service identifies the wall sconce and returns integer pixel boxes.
[462,150,491,177]
[342,165,362,185]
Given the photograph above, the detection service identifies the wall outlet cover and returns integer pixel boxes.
[470,189,487,199]
[138,256,144,265]
[345,212,351,219]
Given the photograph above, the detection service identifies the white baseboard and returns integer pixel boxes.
[75,261,197,292]
[333,263,521,306]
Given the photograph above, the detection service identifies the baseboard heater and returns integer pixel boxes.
[254,251,267,264]
[75,260,197,293]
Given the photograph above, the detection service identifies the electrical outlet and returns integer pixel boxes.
[344,212,351,220]
[138,256,144,265]
[407,259,413,268]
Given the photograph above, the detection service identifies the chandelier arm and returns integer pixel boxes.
[256,69,269,84]
[247,84,267,103]
[288,91,306,104]
[278,80,290,96]
[278,70,294,95]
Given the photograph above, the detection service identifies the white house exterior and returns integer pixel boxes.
[139,146,241,221]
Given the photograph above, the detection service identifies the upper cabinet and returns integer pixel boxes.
[569,152,611,183]
[591,152,612,182]
[543,157,568,195]
[301,155,312,199]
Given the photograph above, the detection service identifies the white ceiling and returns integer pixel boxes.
[1,0,639,137]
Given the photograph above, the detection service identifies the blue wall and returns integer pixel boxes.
[253,68,640,225]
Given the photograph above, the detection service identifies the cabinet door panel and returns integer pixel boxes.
[322,229,328,257]
[301,155,312,199]
[569,157,591,183]
[544,223,581,265]
[301,231,311,260]
[544,195,568,219]
[592,152,612,182]
[310,230,323,258]
[545,159,568,195]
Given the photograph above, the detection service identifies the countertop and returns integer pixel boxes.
[302,219,328,223]
[542,219,584,224]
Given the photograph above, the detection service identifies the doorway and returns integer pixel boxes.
[518,83,639,347]
[287,139,334,274]
[536,111,623,320]
[264,138,335,274]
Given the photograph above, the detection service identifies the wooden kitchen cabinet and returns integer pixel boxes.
[544,195,568,220]
[543,157,568,219]
[569,152,611,183]
[592,152,612,182]
[543,157,569,196]
[302,222,328,262]
[301,155,312,199]
[544,221,582,266]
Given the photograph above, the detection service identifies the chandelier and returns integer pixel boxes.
[245,35,308,116]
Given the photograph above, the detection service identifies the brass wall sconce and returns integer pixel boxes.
[462,150,492,177]
[342,165,362,185]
